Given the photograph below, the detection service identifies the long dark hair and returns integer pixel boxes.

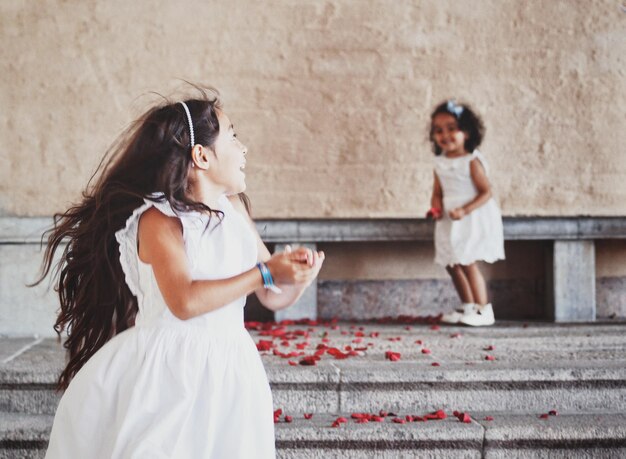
[429,100,485,156]
[34,87,245,390]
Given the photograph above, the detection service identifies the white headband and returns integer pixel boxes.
[179,101,195,148]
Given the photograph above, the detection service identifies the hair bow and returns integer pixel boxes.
[446,99,464,118]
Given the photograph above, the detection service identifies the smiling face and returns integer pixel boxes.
[207,111,248,194]
[431,113,468,156]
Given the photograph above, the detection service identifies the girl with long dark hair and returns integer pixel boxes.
[37,88,324,458]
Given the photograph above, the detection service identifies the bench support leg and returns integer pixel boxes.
[546,240,596,322]
[273,243,318,322]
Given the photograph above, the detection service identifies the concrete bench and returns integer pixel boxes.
[254,217,626,323]
[1,217,625,336]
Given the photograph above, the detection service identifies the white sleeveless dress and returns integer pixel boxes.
[45,194,275,459]
[434,150,505,267]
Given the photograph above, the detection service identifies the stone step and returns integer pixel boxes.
[2,322,626,415]
[2,411,626,458]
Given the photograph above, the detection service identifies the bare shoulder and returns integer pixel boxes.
[139,206,182,232]
[137,207,184,262]
[469,156,487,175]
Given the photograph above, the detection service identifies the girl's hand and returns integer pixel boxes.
[426,207,443,220]
[283,245,325,286]
[449,208,467,220]
[265,246,325,285]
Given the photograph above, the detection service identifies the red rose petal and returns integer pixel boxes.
[336,417,348,423]
[392,418,406,424]
[299,355,320,366]
[450,333,462,339]
[372,416,384,422]
[431,362,440,366]
[256,340,274,351]
[458,413,471,423]
[285,415,293,423]
[424,409,447,420]
[304,413,313,419]
[415,340,423,345]
[430,325,441,331]
[453,411,460,417]
[549,410,558,416]
[287,360,297,366]
[379,410,388,417]
[385,351,401,361]
[484,345,495,351]
[331,420,341,427]
[356,418,369,424]
[421,348,432,354]
[540,413,549,419]
[485,355,496,361]
[484,416,494,421]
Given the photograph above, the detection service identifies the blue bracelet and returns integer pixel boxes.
[256,262,282,294]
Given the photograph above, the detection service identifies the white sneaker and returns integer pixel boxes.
[441,303,476,324]
[459,303,495,327]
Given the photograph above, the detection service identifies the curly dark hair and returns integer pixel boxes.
[32,86,250,390]
[429,100,485,156]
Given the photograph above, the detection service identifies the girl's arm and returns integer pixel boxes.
[431,172,444,216]
[137,207,311,320]
[449,158,492,220]
[228,196,324,311]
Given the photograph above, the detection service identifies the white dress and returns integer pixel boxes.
[434,150,505,267]
[45,194,275,459]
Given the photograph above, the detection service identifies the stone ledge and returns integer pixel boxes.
[3,217,626,243]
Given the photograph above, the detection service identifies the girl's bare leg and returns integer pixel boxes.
[446,264,475,304]
[461,263,488,306]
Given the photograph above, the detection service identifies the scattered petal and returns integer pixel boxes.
[299,355,320,366]
[424,409,447,420]
[385,351,402,361]
[431,362,440,367]
[287,360,297,366]
[256,340,274,351]
[484,416,494,421]
[549,410,559,416]
[484,345,495,351]
[392,418,406,424]
[430,325,441,331]
[304,413,313,419]
[422,348,432,354]
[540,413,550,419]
[485,355,496,361]
[285,415,293,423]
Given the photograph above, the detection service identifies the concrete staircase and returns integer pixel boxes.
[1,322,626,458]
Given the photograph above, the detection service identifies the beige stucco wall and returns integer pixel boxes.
[1,0,625,218]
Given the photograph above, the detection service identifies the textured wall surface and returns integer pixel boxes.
[1,0,625,218]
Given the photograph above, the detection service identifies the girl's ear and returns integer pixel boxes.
[191,145,210,170]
